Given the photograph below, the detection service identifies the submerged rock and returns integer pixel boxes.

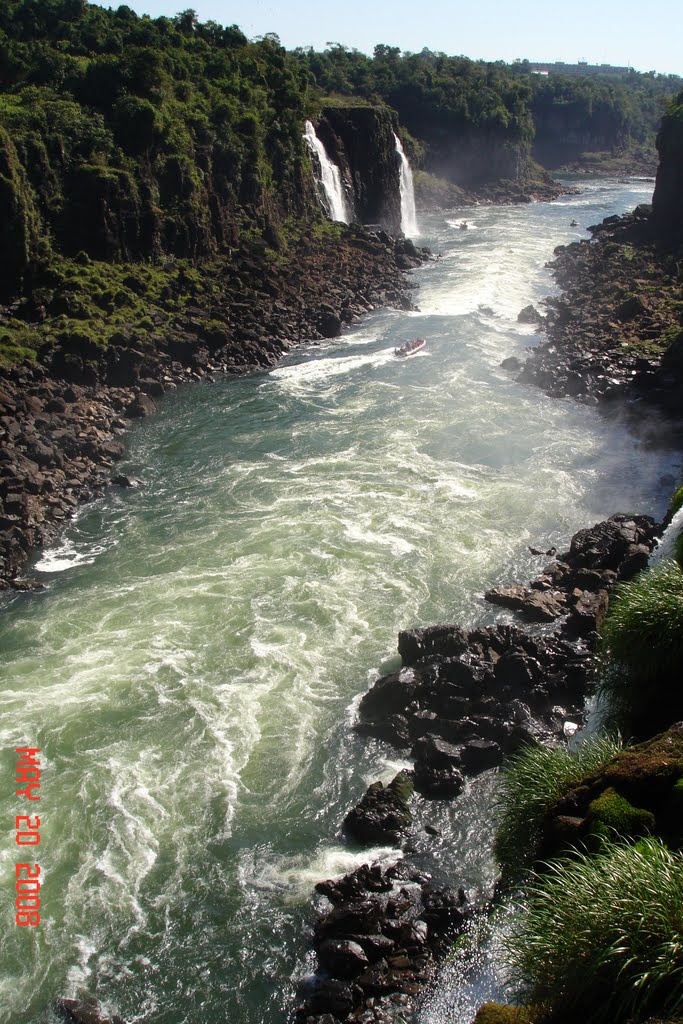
[54,997,126,1024]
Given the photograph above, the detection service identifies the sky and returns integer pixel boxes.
[93,0,683,76]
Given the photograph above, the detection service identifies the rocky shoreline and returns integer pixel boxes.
[414,170,577,212]
[295,511,662,1024]
[295,197,683,1024]
[507,207,683,423]
[0,227,429,591]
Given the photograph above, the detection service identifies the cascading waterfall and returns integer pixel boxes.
[649,506,683,564]
[303,120,350,223]
[394,132,419,237]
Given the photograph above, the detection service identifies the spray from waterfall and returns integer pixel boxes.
[649,507,683,566]
[394,132,419,237]
[303,120,350,224]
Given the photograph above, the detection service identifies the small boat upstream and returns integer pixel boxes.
[394,337,426,357]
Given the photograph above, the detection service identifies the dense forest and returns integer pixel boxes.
[294,45,681,175]
[0,0,681,369]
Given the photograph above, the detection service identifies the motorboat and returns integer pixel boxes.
[394,338,426,357]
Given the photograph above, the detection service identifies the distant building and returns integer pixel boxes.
[528,61,634,78]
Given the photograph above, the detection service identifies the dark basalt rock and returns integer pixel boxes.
[353,512,656,795]
[318,939,370,979]
[485,584,567,621]
[342,771,413,846]
[297,859,470,1024]
[55,998,126,1024]
[305,980,357,1017]
[514,203,683,417]
[517,303,544,324]
[315,899,384,941]
[460,738,504,773]
[125,392,157,419]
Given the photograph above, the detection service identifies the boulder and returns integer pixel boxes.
[317,939,369,979]
[485,584,566,622]
[517,304,544,324]
[398,625,468,665]
[54,998,125,1024]
[342,771,413,846]
[125,393,157,418]
[315,899,383,940]
[460,738,503,774]
[306,979,356,1017]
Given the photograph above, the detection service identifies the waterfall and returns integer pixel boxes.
[394,132,419,238]
[303,120,350,224]
[649,506,683,565]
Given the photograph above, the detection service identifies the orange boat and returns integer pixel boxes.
[394,338,426,357]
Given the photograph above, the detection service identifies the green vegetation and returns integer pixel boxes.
[528,70,681,168]
[0,0,321,304]
[294,45,680,179]
[585,786,655,847]
[506,838,683,1023]
[473,1004,537,1024]
[597,559,683,736]
[493,735,623,880]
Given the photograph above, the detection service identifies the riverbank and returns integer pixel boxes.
[294,509,663,1024]
[414,168,576,211]
[0,226,429,590]
[295,193,683,1024]
[512,206,683,422]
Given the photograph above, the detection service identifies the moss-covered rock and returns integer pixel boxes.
[473,1003,538,1024]
[546,726,683,855]
[585,786,655,846]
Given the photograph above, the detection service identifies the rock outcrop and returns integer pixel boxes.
[354,514,657,796]
[652,88,683,245]
[296,859,470,1024]
[316,106,403,233]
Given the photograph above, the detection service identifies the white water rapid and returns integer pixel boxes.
[1,178,680,1024]
[394,132,419,237]
[303,120,350,223]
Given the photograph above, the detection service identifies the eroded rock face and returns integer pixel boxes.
[652,89,683,245]
[316,106,403,234]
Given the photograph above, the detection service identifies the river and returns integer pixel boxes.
[0,179,679,1024]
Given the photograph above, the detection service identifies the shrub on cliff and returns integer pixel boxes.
[506,837,683,1023]
[494,735,623,880]
[598,559,683,736]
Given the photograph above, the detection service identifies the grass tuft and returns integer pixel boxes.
[506,837,683,1023]
[597,559,683,735]
[494,735,623,880]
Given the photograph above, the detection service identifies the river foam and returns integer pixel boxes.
[0,177,678,1024]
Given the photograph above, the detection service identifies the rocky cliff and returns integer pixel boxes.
[315,105,402,233]
[652,89,683,244]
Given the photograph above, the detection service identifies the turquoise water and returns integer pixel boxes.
[0,179,678,1024]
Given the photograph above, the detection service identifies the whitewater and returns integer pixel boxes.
[0,178,679,1024]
